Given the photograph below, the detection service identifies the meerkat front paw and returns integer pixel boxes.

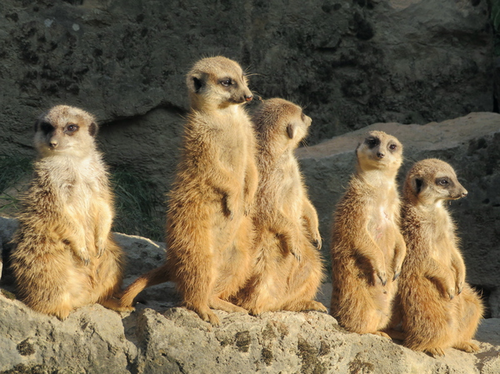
[393,264,402,281]
[76,247,90,265]
[447,287,456,300]
[312,231,322,250]
[96,237,106,258]
[374,268,387,286]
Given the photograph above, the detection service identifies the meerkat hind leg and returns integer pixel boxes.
[210,297,247,314]
[284,299,327,313]
[371,331,391,339]
[425,347,446,357]
[99,297,134,312]
[186,302,221,326]
[453,341,479,353]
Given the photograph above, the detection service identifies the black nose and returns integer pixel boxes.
[377,152,385,158]
[461,190,468,198]
[50,140,58,148]
[244,94,253,102]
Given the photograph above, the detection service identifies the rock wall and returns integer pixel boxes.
[1,217,499,374]
[0,0,493,191]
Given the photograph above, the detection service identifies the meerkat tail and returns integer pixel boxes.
[120,265,171,307]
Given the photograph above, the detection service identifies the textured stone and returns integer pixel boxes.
[1,216,500,373]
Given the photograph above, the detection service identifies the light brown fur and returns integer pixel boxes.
[120,56,259,325]
[235,98,326,315]
[395,158,483,356]
[330,131,406,337]
[10,105,126,319]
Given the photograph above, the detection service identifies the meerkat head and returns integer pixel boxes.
[186,56,253,111]
[253,98,311,152]
[355,131,403,174]
[404,158,468,206]
[34,105,98,158]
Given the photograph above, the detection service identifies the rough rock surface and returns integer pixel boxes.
[1,216,499,374]
[297,111,500,317]
[0,0,493,192]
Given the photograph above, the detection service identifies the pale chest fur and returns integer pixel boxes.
[366,184,400,243]
[47,156,108,217]
[208,109,251,181]
[425,204,456,266]
[260,152,303,217]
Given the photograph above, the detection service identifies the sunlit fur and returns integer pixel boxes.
[120,56,258,325]
[11,105,126,319]
[394,158,483,356]
[330,131,406,337]
[235,98,326,315]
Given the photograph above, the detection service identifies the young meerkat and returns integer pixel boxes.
[10,105,126,319]
[330,131,406,337]
[395,158,483,356]
[120,56,259,325]
[235,98,326,315]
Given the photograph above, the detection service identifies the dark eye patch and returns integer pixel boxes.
[40,121,54,135]
[388,143,397,151]
[193,77,203,93]
[365,136,380,148]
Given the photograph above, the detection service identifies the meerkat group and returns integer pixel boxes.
[5,56,483,358]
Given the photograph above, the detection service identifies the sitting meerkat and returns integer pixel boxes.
[330,131,406,337]
[395,158,483,356]
[120,56,259,325]
[10,105,126,319]
[235,98,326,315]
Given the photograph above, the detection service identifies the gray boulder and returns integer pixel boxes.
[1,216,500,373]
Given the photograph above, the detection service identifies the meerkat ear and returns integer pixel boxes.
[411,177,424,195]
[89,122,98,137]
[192,76,203,93]
[286,123,297,139]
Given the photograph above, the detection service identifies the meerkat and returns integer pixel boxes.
[394,158,483,356]
[120,56,259,325]
[330,131,406,337]
[234,98,326,315]
[9,105,126,319]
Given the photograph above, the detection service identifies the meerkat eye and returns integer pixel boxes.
[436,178,450,186]
[65,124,79,134]
[220,79,232,87]
[40,121,53,134]
[389,143,397,151]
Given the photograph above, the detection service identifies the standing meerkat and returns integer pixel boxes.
[330,131,406,337]
[395,158,483,356]
[10,105,126,319]
[120,56,259,325]
[235,98,326,315]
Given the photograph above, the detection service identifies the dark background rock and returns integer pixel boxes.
[0,0,493,193]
